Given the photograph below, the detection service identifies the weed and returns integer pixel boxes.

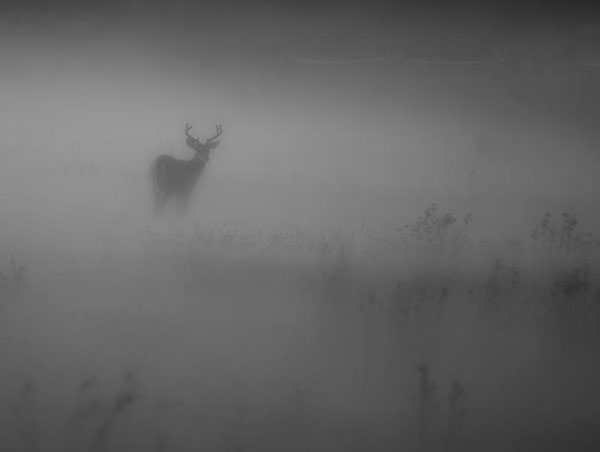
[445,381,467,452]
[92,372,141,452]
[13,377,40,452]
[0,255,27,304]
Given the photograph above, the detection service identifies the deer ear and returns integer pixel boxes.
[207,140,220,150]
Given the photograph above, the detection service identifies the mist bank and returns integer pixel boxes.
[2,10,600,248]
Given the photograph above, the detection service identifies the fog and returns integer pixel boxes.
[1,2,600,452]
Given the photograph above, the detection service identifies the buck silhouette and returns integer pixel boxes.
[151,123,223,214]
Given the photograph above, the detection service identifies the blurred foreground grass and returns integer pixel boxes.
[2,205,600,452]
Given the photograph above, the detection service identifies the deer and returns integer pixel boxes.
[151,123,223,214]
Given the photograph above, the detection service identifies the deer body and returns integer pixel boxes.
[151,154,206,211]
[151,123,222,214]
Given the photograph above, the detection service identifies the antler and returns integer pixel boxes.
[205,124,223,144]
[185,123,199,142]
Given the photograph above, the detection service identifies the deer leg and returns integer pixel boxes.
[177,195,189,215]
[154,191,167,214]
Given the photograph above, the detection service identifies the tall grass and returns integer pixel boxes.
[2,205,600,451]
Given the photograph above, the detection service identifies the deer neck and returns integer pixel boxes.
[186,155,207,177]
[192,154,208,165]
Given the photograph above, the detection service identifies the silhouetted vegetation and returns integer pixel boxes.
[4,204,600,451]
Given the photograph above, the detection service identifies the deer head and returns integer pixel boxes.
[185,123,223,162]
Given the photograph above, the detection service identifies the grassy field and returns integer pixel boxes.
[2,206,600,451]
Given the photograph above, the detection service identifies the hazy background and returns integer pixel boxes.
[1,0,599,248]
[1,1,600,451]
